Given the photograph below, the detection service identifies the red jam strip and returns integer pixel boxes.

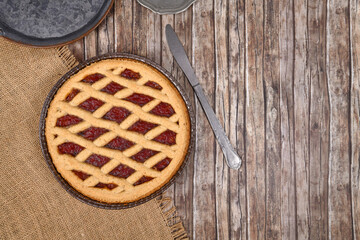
[150,102,175,117]
[81,73,105,84]
[78,127,108,141]
[105,136,135,151]
[145,81,162,90]
[56,114,83,127]
[127,120,158,135]
[65,88,80,102]
[123,93,154,107]
[79,97,104,113]
[72,170,91,180]
[95,182,118,190]
[102,107,131,124]
[85,154,111,168]
[101,81,124,95]
[133,176,153,186]
[120,68,141,80]
[58,142,84,156]
[131,148,159,163]
[153,130,177,146]
[152,157,172,171]
[109,164,135,178]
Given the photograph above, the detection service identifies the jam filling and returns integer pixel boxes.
[150,102,175,117]
[127,120,158,135]
[101,81,124,95]
[131,148,159,163]
[65,88,80,102]
[105,136,135,151]
[58,142,84,156]
[79,97,104,113]
[120,68,141,80]
[152,157,172,171]
[56,114,83,127]
[85,154,111,168]
[123,93,154,107]
[145,81,162,90]
[72,170,91,180]
[94,182,118,190]
[133,176,153,186]
[102,107,131,124]
[153,130,177,146]
[78,127,109,141]
[81,73,105,84]
[109,164,135,178]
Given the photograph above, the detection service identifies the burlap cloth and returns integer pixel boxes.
[0,38,188,240]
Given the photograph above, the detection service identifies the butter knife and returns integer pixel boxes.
[165,24,242,170]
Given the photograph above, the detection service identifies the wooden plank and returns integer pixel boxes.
[114,0,133,53]
[132,2,147,56]
[293,0,310,238]
[68,39,85,62]
[327,0,353,238]
[213,0,230,238]
[84,29,97,59]
[350,0,360,238]
[308,0,329,239]
[244,0,266,238]
[228,0,246,239]
[160,14,174,72]
[192,0,216,239]
[172,7,195,236]
[173,9,193,91]
[279,0,296,239]
[97,7,115,55]
[146,9,161,63]
[263,0,282,238]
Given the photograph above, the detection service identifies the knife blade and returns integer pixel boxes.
[165,24,242,170]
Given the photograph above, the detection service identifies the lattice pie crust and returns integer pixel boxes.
[45,59,191,203]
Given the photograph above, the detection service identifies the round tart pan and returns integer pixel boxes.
[0,0,114,47]
[39,53,195,209]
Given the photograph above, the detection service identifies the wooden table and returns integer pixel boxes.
[69,0,360,239]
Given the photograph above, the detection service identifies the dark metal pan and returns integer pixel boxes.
[39,53,196,209]
[0,0,114,47]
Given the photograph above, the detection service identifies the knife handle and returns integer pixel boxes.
[193,85,242,170]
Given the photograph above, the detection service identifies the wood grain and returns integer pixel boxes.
[192,0,216,239]
[84,27,97,59]
[214,0,230,238]
[263,0,281,238]
[294,0,310,239]
[132,1,147,56]
[67,0,358,238]
[308,0,329,239]
[146,9,161,63]
[279,0,296,239]
[68,39,84,62]
[327,0,353,238]
[114,0,132,53]
[173,8,195,236]
[245,0,266,239]
[228,0,246,239]
[350,0,360,238]
[97,7,115,55]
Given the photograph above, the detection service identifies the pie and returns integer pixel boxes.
[45,58,191,203]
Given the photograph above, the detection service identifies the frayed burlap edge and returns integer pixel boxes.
[157,196,189,240]
[56,46,78,69]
